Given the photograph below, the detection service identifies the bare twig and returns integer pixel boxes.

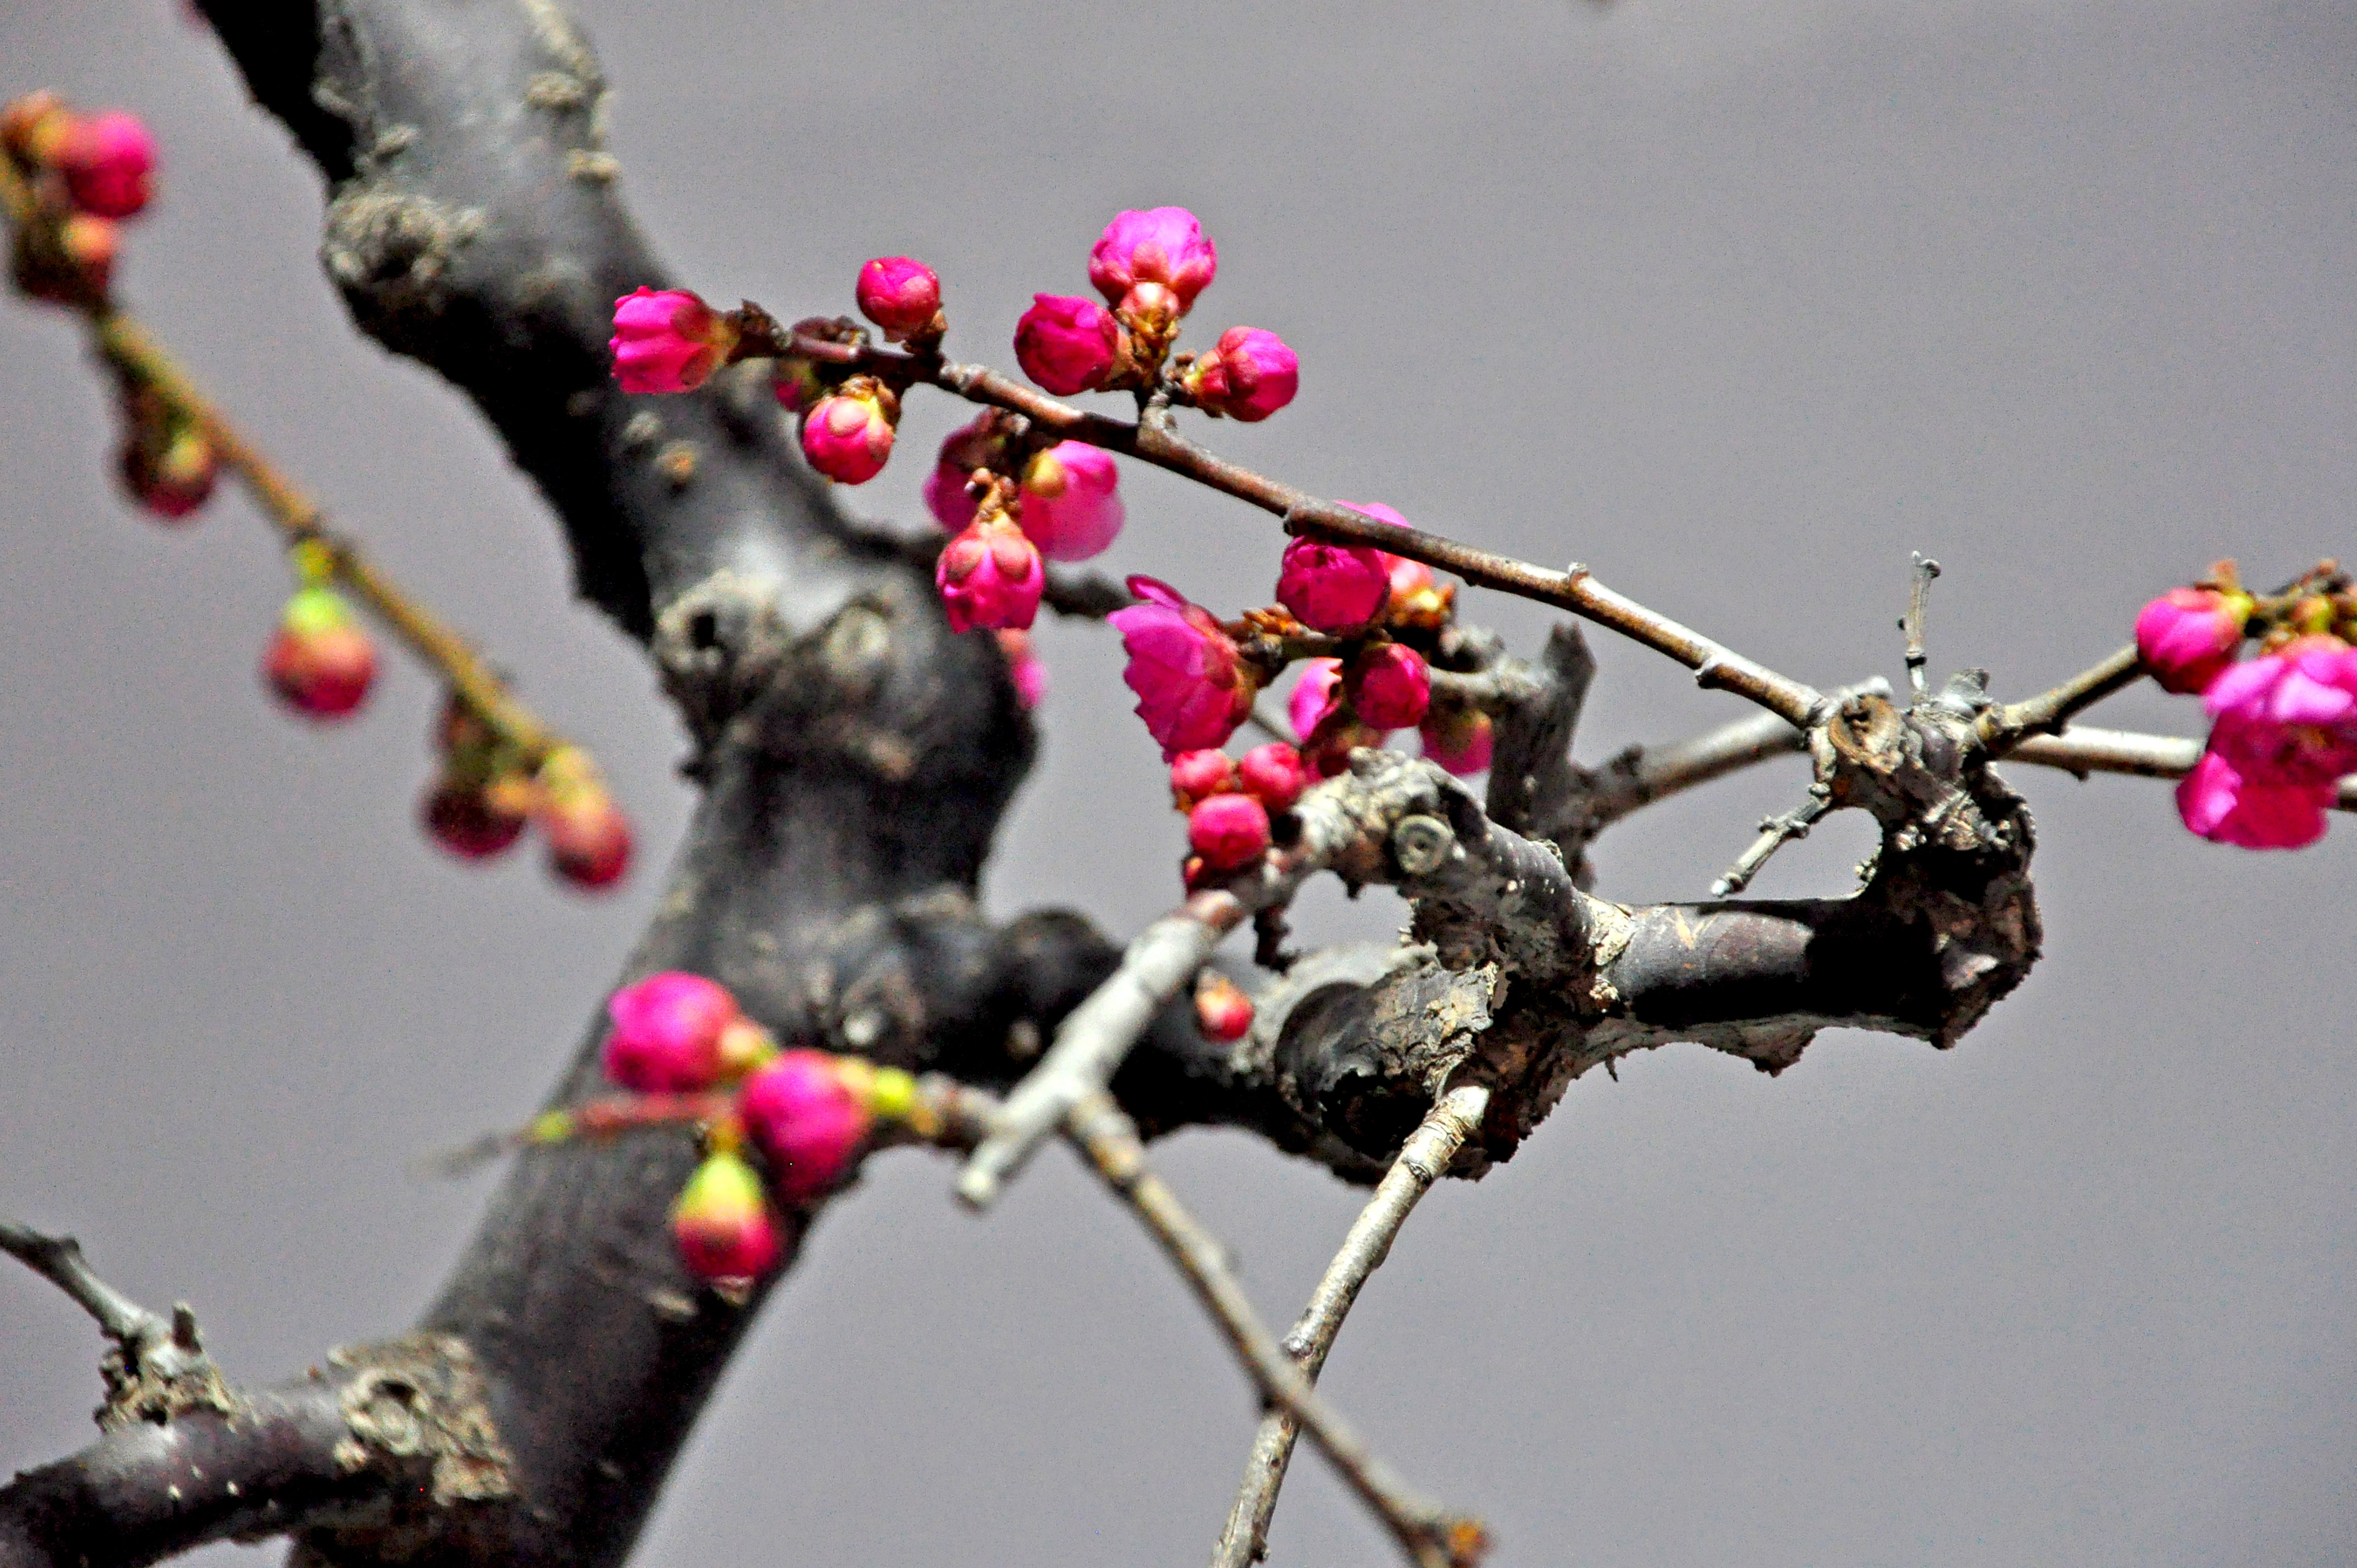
[1977,644,2144,750]
[1212,1082,1494,1568]
[1901,553,1941,701]
[1712,783,1835,896]
[1066,1093,1488,1568]
[0,1220,168,1349]
[2004,725,2357,810]
[0,1218,231,1431]
[1575,677,1893,831]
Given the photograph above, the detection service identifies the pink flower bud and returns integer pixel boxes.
[1014,293,1124,395]
[923,463,980,533]
[854,256,943,342]
[1420,710,1494,777]
[2202,637,2357,786]
[672,1150,782,1282]
[56,111,156,220]
[1288,658,1345,739]
[800,384,898,484]
[1189,791,1271,870]
[739,1050,873,1204]
[119,420,217,522]
[536,749,633,890]
[264,586,376,720]
[1088,207,1218,317]
[1276,536,1390,633]
[1182,327,1298,422]
[923,415,1017,533]
[2176,747,2331,850]
[771,355,826,415]
[1194,973,1255,1043]
[2135,586,2251,695]
[421,779,527,861]
[937,517,1044,632]
[604,972,740,1093]
[610,287,738,395]
[1351,644,1430,730]
[1238,743,1310,810]
[1016,442,1124,561]
[996,628,1048,708]
[1170,749,1240,811]
[1109,577,1258,758]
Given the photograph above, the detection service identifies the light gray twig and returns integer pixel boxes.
[1901,553,1941,701]
[1577,677,1891,831]
[0,1220,164,1348]
[1212,1082,1493,1568]
[2005,725,2357,810]
[1066,1093,1488,1568]
[1712,784,1834,897]
[1,1217,229,1430]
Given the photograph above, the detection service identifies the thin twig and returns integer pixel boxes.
[1066,1093,1488,1568]
[1576,677,1893,831]
[1901,553,1940,701]
[1712,784,1834,896]
[1976,644,2144,751]
[2004,725,2357,810]
[1212,1083,1494,1568]
[0,1220,168,1348]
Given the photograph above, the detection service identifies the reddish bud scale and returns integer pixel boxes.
[118,420,218,522]
[264,586,376,720]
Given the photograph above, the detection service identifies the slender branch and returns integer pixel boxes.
[1978,644,2143,749]
[0,1218,235,1436]
[1211,1083,1493,1568]
[1573,677,1893,832]
[2004,725,2357,810]
[1901,553,1940,701]
[1711,782,1834,896]
[1066,1093,1488,1568]
[0,1220,168,1350]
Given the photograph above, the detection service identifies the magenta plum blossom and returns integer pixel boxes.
[2135,587,2250,695]
[1170,749,1240,811]
[603,971,738,1093]
[1422,711,1495,777]
[1109,576,1257,758]
[2176,748,2332,850]
[671,1150,781,1281]
[1014,293,1124,395]
[610,287,737,395]
[800,386,897,484]
[1188,791,1271,870]
[1088,206,1218,320]
[1182,326,1298,422]
[854,256,942,342]
[1238,743,1310,811]
[923,461,978,533]
[1288,657,1345,739]
[1351,643,1431,730]
[1277,536,1390,631]
[56,110,155,219]
[937,518,1043,632]
[1017,442,1125,561]
[739,1051,872,1203]
[2202,637,2357,785]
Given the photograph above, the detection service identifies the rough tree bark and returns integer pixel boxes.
[0,4,2051,1566]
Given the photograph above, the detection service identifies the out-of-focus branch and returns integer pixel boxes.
[1211,1082,1493,1568]
[1067,1094,1489,1568]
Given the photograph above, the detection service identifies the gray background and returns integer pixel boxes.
[1,1,2351,1563]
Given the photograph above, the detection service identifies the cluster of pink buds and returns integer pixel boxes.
[418,693,633,890]
[1164,738,1310,891]
[4,94,155,309]
[584,971,927,1284]
[2136,563,2355,849]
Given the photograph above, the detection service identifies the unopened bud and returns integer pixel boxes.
[1013,293,1125,396]
[1194,972,1254,1042]
[1170,749,1240,811]
[263,586,376,720]
[421,778,528,861]
[937,516,1043,632]
[1349,642,1430,730]
[610,286,737,394]
[854,256,943,343]
[55,110,157,220]
[1188,791,1271,871]
[604,971,740,1093]
[1237,743,1310,811]
[672,1150,782,1283]
[739,1050,873,1204]
[800,380,898,484]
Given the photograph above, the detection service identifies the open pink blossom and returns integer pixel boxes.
[672,1151,781,1281]
[56,110,155,219]
[855,256,942,341]
[2203,637,2357,785]
[1016,442,1125,561]
[1238,743,1310,811]
[1288,658,1345,738]
[1421,711,1495,776]
[1014,294,1124,395]
[604,971,738,1093]
[2136,587,2250,695]
[800,386,897,484]
[938,518,1043,632]
[1189,792,1271,870]
[1276,536,1389,631]
[1170,749,1240,811]
[739,1051,872,1203]
[611,287,736,394]
[1109,577,1257,758]
[1351,644,1430,730]
[1182,326,1298,422]
[1088,207,1218,319]
[2176,748,2331,850]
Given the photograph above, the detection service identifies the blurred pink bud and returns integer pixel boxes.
[1288,658,1345,739]
[264,586,375,720]
[2203,637,2357,786]
[610,287,737,394]
[1014,294,1124,395]
[120,422,217,521]
[923,463,979,532]
[672,1151,781,1282]
[1088,207,1218,316]
[1189,791,1271,870]
[538,763,633,891]
[1351,644,1430,730]
[1017,442,1125,561]
[938,517,1044,632]
[996,628,1048,708]
[1194,973,1255,1043]
[1421,710,1494,776]
[56,110,155,219]
[854,255,942,342]
[1238,743,1310,811]
[1170,749,1240,811]
[421,780,527,861]
[740,1051,872,1204]
[771,356,826,415]
[1276,537,1390,632]
[800,386,897,484]
[1182,327,1298,422]
[2135,587,2250,695]
[2176,748,2331,850]
[1109,577,1258,758]
[604,972,739,1093]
